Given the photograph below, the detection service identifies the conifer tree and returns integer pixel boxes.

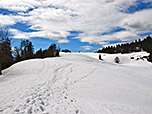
[35,48,43,58]
[0,26,13,74]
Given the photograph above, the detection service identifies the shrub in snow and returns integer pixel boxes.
[114,57,120,63]
[99,54,103,60]
[136,58,140,60]
[130,57,134,59]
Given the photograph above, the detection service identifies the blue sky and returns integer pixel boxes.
[0,0,152,52]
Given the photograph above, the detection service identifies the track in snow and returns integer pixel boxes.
[0,53,152,114]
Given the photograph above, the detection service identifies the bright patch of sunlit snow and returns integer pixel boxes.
[0,52,152,114]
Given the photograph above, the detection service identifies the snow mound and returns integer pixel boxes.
[0,52,152,114]
[83,51,151,67]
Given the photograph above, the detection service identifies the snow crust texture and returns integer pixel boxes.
[0,52,152,114]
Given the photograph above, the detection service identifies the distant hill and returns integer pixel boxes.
[97,35,152,62]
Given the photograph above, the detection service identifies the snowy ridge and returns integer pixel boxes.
[0,52,152,114]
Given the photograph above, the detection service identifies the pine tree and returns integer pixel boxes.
[20,40,34,60]
[47,44,57,57]
[0,26,13,74]
[35,48,43,58]
[13,46,22,62]
[26,42,34,59]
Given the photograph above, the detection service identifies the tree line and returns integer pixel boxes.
[0,26,59,75]
[97,35,152,62]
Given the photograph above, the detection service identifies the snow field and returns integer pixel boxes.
[0,52,152,114]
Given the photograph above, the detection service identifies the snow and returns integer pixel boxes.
[0,52,152,114]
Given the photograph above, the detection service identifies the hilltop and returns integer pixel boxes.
[0,52,152,114]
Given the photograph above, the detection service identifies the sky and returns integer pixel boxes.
[0,0,152,52]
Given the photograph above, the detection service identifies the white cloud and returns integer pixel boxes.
[79,30,141,45]
[98,42,109,45]
[120,9,152,34]
[0,15,15,26]
[10,29,30,39]
[0,0,40,11]
[10,29,70,40]
[102,31,141,41]
[0,0,151,44]
[82,46,93,50]
[58,39,70,43]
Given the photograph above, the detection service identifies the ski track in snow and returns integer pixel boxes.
[0,52,152,114]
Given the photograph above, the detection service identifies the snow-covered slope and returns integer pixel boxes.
[0,52,152,114]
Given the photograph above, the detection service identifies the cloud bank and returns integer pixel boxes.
[0,0,151,45]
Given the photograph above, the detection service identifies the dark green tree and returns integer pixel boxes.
[0,26,13,74]
[14,40,34,62]
[35,48,43,58]
[13,46,22,62]
[26,42,34,59]
[20,40,34,60]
